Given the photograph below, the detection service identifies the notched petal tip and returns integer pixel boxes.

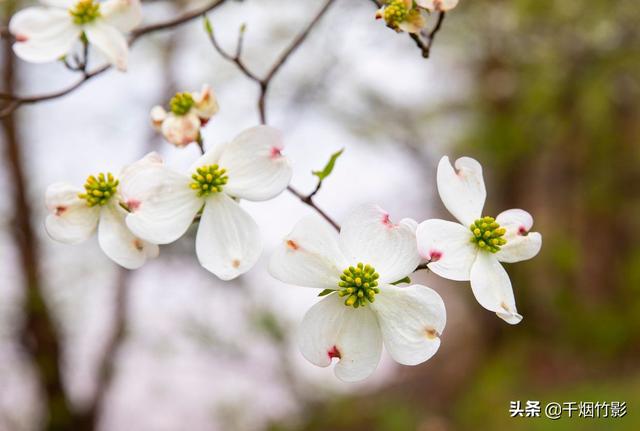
[286,239,300,251]
[497,308,523,325]
[424,327,441,340]
[270,146,283,159]
[426,250,442,262]
[327,345,341,360]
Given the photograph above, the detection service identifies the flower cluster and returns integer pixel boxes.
[32,1,541,385]
[45,155,159,269]
[269,156,540,380]
[151,85,220,147]
[10,0,142,71]
[45,104,540,380]
[375,0,459,34]
[46,87,292,279]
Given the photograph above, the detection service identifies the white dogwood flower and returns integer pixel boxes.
[375,0,426,34]
[416,156,542,324]
[269,205,446,382]
[416,0,459,12]
[151,85,220,147]
[45,153,160,269]
[9,0,141,71]
[121,126,292,280]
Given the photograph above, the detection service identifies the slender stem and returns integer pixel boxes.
[287,185,340,231]
[81,34,90,74]
[196,133,205,154]
[259,0,335,124]
[205,25,261,83]
[307,180,323,200]
[424,11,446,57]
[130,0,226,39]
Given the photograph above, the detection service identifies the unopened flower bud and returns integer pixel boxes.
[160,113,201,147]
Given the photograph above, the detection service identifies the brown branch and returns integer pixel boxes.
[130,0,226,39]
[205,24,261,84]
[0,26,10,40]
[257,0,336,123]
[1,22,76,431]
[0,0,229,117]
[206,0,341,231]
[286,185,340,231]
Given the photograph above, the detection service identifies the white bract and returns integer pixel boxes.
[416,0,459,12]
[45,153,159,269]
[151,85,220,148]
[121,125,292,280]
[375,0,426,34]
[269,205,446,382]
[9,0,141,71]
[416,156,542,324]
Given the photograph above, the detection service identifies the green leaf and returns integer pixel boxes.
[203,16,213,35]
[318,289,336,297]
[391,276,411,285]
[312,149,344,181]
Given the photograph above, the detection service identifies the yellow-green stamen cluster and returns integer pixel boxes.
[338,263,380,308]
[69,0,101,25]
[78,173,119,207]
[170,93,195,116]
[383,0,409,29]
[470,216,507,253]
[190,165,228,197]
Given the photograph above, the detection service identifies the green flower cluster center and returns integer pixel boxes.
[79,172,119,207]
[170,92,195,116]
[69,0,101,25]
[190,164,228,197]
[383,0,409,28]
[338,263,380,308]
[470,216,507,253]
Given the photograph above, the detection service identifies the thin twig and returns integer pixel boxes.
[0,0,229,116]
[423,11,446,57]
[1,25,75,429]
[205,24,261,83]
[258,0,335,124]
[307,180,323,200]
[206,0,340,230]
[287,185,340,231]
[206,0,334,124]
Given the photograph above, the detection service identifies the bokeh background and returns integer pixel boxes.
[1,0,639,430]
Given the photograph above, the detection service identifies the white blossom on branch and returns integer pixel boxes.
[9,0,142,71]
[416,156,542,324]
[45,153,160,269]
[120,125,292,280]
[269,205,446,382]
